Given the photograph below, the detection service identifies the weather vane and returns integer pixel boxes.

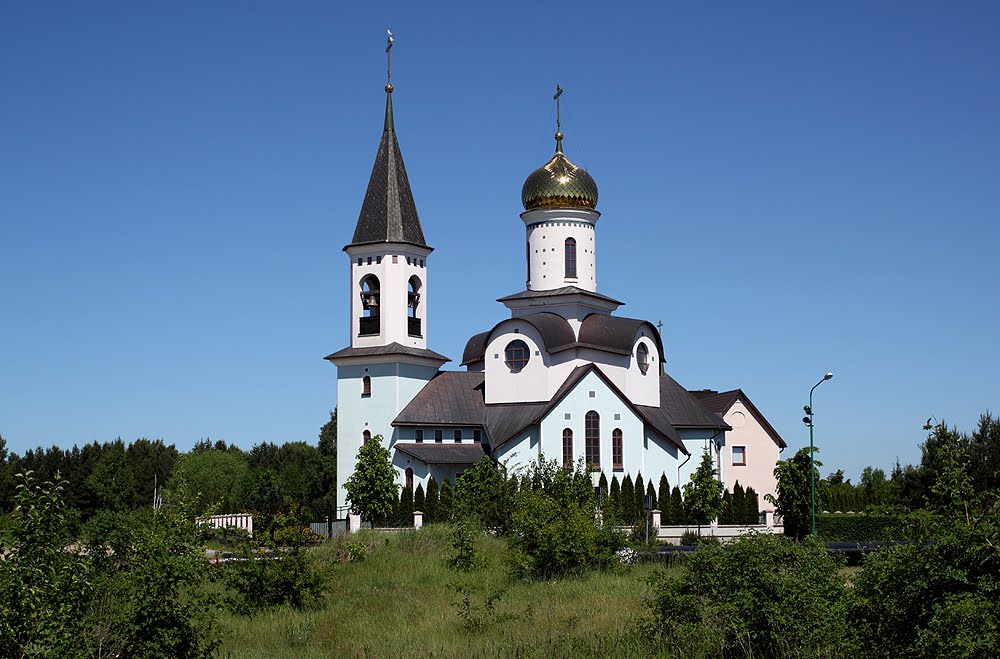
[386,29,395,91]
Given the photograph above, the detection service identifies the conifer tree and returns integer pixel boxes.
[508,475,519,495]
[439,479,453,522]
[609,475,621,521]
[520,474,531,493]
[733,482,746,524]
[425,477,439,523]
[670,485,684,524]
[598,472,609,503]
[413,484,425,518]
[634,473,646,525]
[398,484,413,526]
[646,482,656,531]
[721,489,734,524]
[744,486,760,524]
[621,474,635,525]
[658,473,670,514]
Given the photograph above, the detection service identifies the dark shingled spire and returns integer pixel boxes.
[348,86,428,249]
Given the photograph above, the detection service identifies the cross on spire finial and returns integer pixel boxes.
[553,83,564,153]
[385,29,395,92]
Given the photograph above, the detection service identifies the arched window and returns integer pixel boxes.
[362,429,371,446]
[504,339,530,372]
[565,237,577,278]
[612,428,623,471]
[562,428,574,470]
[585,411,600,469]
[362,375,371,397]
[359,275,380,336]
[405,467,413,491]
[407,276,423,338]
[636,343,649,375]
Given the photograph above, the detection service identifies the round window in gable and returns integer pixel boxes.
[637,343,650,375]
[504,339,530,372]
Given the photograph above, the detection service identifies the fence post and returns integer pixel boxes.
[413,510,423,530]
[348,514,361,534]
[651,509,661,533]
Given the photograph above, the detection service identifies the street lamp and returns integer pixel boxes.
[803,372,833,537]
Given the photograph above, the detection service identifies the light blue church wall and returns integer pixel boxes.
[335,360,439,511]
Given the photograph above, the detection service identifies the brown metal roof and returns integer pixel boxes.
[324,342,450,363]
[389,366,728,457]
[576,314,665,362]
[461,312,663,366]
[637,373,732,438]
[393,371,485,426]
[395,442,486,465]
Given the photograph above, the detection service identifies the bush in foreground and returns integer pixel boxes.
[644,532,851,657]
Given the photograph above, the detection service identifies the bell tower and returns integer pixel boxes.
[326,34,449,513]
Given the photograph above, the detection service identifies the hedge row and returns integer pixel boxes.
[815,514,907,541]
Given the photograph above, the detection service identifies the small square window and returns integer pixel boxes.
[733,446,747,466]
[473,430,481,443]
[564,413,571,420]
[367,256,372,265]
[415,429,423,444]
[589,391,596,398]
[435,429,443,443]
[376,256,383,264]
[454,430,462,443]
[392,255,398,264]
[357,258,362,266]
[614,413,620,421]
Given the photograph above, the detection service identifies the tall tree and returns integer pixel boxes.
[425,477,439,523]
[413,483,425,516]
[609,474,621,521]
[670,486,684,524]
[657,473,670,515]
[621,474,635,525]
[343,435,398,524]
[439,479,454,522]
[683,448,724,534]
[167,448,248,515]
[767,446,824,539]
[598,472,609,503]
[744,486,760,524]
[634,472,646,525]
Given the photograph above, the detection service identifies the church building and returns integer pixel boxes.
[326,64,785,514]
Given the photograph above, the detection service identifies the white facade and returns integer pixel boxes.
[346,242,432,350]
[330,80,785,520]
[523,208,600,292]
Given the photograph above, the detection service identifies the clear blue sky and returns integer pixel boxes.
[2,2,998,481]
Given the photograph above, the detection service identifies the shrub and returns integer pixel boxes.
[816,512,908,541]
[645,532,852,657]
[849,513,1000,657]
[220,546,326,614]
[448,519,480,571]
[454,457,515,533]
[506,458,624,579]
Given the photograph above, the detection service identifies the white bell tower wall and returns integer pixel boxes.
[522,208,600,292]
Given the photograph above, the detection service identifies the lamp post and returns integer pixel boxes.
[803,372,833,537]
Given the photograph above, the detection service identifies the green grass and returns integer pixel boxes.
[216,525,663,658]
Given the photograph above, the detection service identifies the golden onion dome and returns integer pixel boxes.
[521,133,598,211]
